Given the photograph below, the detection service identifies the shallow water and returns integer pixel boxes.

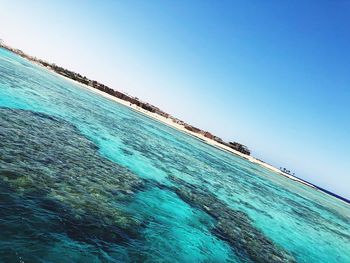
[0,47,349,262]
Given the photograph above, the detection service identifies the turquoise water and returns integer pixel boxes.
[0,47,349,262]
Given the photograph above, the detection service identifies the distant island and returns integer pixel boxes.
[0,40,250,156]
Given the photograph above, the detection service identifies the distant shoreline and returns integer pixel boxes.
[2,45,349,205]
[37,55,316,187]
[57,73,350,205]
[62,75,350,206]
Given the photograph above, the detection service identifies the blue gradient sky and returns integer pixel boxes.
[1,0,349,198]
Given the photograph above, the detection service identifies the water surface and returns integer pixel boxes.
[0,48,349,262]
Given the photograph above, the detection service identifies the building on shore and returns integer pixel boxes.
[226,142,251,155]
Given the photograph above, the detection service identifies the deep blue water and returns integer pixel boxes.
[0,47,349,262]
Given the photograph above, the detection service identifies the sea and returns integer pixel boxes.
[0,47,349,263]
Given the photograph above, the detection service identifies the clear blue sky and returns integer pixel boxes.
[1,0,349,198]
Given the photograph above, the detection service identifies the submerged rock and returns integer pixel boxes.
[168,175,296,263]
[0,107,295,261]
[0,108,144,243]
